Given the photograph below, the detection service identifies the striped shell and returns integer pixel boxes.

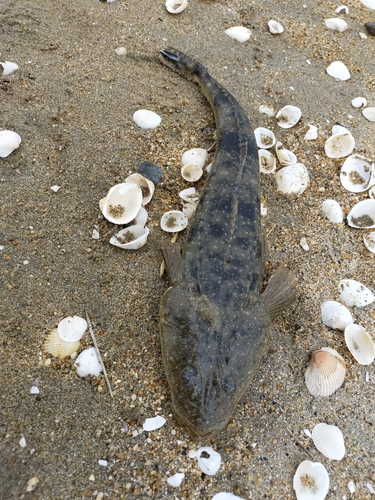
[43,328,81,359]
[305,347,346,397]
[311,423,346,460]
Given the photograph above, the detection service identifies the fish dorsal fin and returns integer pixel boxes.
[262,266,298,321]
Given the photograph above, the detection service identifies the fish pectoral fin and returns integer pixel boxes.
[162,239,183,285]
[262,266,298,321]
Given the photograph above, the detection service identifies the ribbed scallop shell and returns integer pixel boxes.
[43,328,81,359]
[275,163,309,195]
[305,348,346,397]
[311,423,346,460]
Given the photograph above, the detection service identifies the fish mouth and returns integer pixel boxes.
[173,408,227,438]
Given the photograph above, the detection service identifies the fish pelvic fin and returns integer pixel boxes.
[262,266,298,321]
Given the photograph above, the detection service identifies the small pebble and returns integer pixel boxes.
[365,22,375,36]
[89,474,95,482]
[98,459,107,466]
[26,477,39,492]
[138,161,163,185]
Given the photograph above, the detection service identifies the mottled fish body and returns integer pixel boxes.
[159,48,297,437]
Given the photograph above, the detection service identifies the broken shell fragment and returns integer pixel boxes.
[74,347,102,377]
[58,316,87,342]
[258,149,276,174]
[225,26,251,43]
[133,110,161,129]
[275,163,309,195]
[179,187,199,204]
[161,210,188,232]
[181,148,208,168]
[336,5,349,14]
[167,473,185,487]
[344,324,375,365]
[100,183,142,225]
[363,231,375,253]
[293,460,329,500]
[347,199,375,228]
[43,328,81,359]
[0,61,19,75]
[268,20,284,34]
[321,199,343,223]
[165,0,188,14]
[340,154,374,193]
[0,130,22,158]
[134,206,148,226]
[339,279,375,307]
[362,107,375,122]
[312,423,346,460]
[304,124,318,140]
[109,225,149,250]
[181,163,203,182]
[275,141,297,166]
[324,130,355,158]
[326,61,350,80]
[321,301,353,330]
[276,105,301,129]
[196,447,221,476]
[182,202,197,219]
[351,97,367,108]
[125,173,155,205]
[305,347,346,397]
[143,415,166,431]
[258,104,276,117]
[254,127,276,149]
[325,18,348,32]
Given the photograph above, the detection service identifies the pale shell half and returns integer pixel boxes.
[225,26,251,43]
[109,225,149,250]
[305,347,346,397]
[321,199,343,223]
[181,148,208,168]
[254,127,276,149]
[321,301,353,330]
[58,316,87,342]
[324,131,355,158]
[0,61,19,76]
[339,279,375,307]
[0,130,22,158]
[276,105,301,129]
[304,124,318,140]
[160,210,188,232]
[133,109,161,129]
[312,423,346,460]
[258,149,276,174]
[179,187,199,204]
[351,97,367,108]
[363,231,375,253]
[275,163,309,195]
[326,61,350,80]
[293,460,329,500]
[347,199,375,228]
[340,154,374,193]
[325,18,348,32]
[268,20,284,34]
[100,183,142,225]
[181,163,203,182]
[362,107,375,122]
[196,447,221,476]
[344,324,375,365]
[125,173,155,205]
[43,328,81,359]
[165,0,188,14]
[74,347,102,377]
[275,141,297,166]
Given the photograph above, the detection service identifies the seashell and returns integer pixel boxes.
[211,494,246,500]
[133,109,161,129]
[344,324,375,364]
[321,199,343,223]
[58,316,87,342]
[363,231,375,253]
[360,0,375,9]
[179,187,199,204]
[143,415,166,431]
[369,186,375,199]
[336,5,349,14]
[258,149,276,174]
[275,141,297,166]
[254,127,276,149]
[165,0,188,14]
[305,347,346,397]
[115,47,126,55]
[351,96,367,108]
[182,202,197,219]
[0,130,22,157]
[275,163,309,195]
[276,105,301,129]
[0,61,19,76]
[325,18,348,32]
[166,473,185,487]
[134,206,148,226]
[331,124,349,135]
[125,173,155,205]
[160,210,188,232]
[258,105,276,117]
[321,301,353,330]
[109,224,149,250]
[339,279,375,307]
[196,447,221,476]
[268,20,284,34]
[347,199,375,228]
[225,26,251,43]
[324,130,355,158]
[181,163,203,182]
[348,481,356,494]
[181,148,208,168]
[326,61,350,80]
[205,162,212,173]
[293,460,329,500]
[26,477,40,492]
[312,423,346,460]
[43,328,81,359]
[300,236,309,251]
[99,183,142,225]
[74,347,102,377]
[340,154,375,193]
[304,124,318,140]
[362,107,375,122]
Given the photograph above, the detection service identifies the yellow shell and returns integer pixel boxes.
[42,328,81,359]
[305,347,346,397]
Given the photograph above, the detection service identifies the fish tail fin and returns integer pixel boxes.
[262,266,298,321]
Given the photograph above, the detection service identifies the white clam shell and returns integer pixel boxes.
[336,5,349,14]
[321,199,343,223]
[0,130,22,157]
[258,149,276,174]
[363,231,375,253]
[347,199,375,228]
[74,347,102,377]
[165,0,188,14]
[143,415,166,431]
[181,148,208,168]
[326,61,350,80]
[321,301,353,330]
[181,163,203,182]
[275,163,309,195]
[339,279,375,307]
[258,104,276,117]
[182,202,197,219]
[0,61,19,76]
[225,26,251,43]
[275,141,297,166]
[305,347,346,397]
[369,186,375,199]
[340,154,374,193]
[312,423,346,460]
[360,0,375,9]
[324,131,355,158]
[325,18,348,32]
[133,109,161,129]
[304,124,318,140]
[161,210,188,232]
[166,473,185,487]
[254,127,276,149]
[109,225,149,250]
[268,20,284,34]
[125,173,155,205]
[58,316,87,342]
[134,206,148,226]
[300,236,309,251]
[344,324,375,365]
[43,328,81,359]
[362,107,375,122]
[276,105,301,129]
[351,96,367,108]
[179,187,199,204]
[100,183,142,224]
[196,447,221,476]
[293,460,329,500]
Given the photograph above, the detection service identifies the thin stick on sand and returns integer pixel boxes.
[85,311,113,398]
